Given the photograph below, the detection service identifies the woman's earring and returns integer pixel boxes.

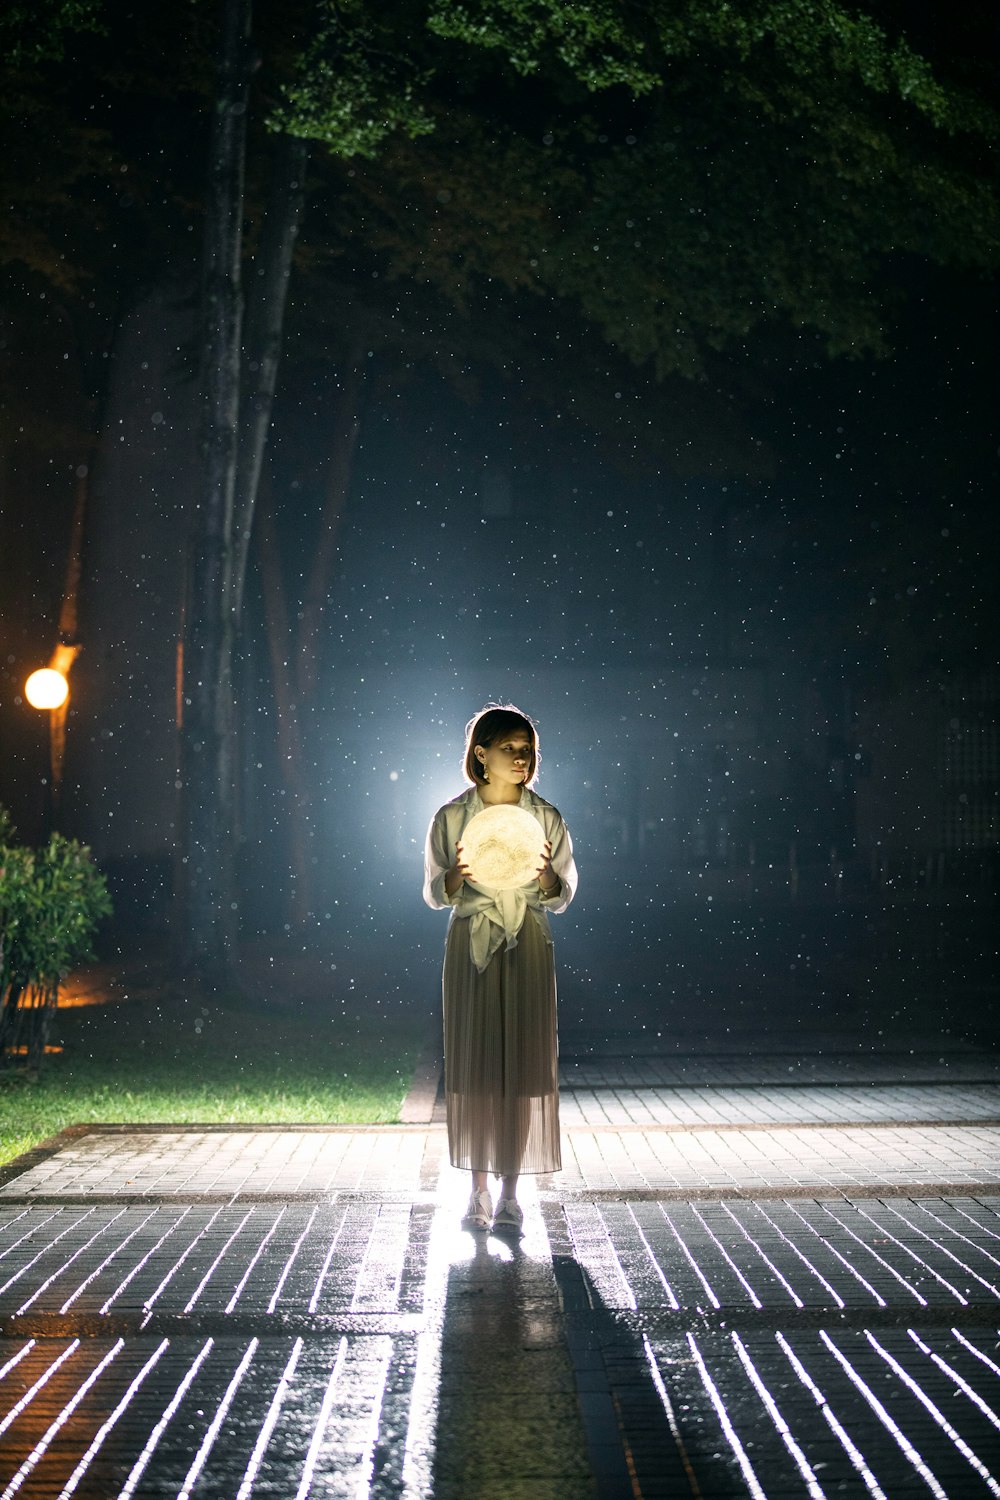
[480,756,489,782]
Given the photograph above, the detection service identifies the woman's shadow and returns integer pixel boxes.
[429,1227,599,1495]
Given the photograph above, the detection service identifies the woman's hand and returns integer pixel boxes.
[536,839,560,896]
[445,841,473,897]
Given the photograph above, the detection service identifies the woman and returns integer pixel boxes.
[423,704,577,1234]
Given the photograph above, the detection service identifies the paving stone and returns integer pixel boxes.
[550,1123,1000,1197]
[0,1129,430,1203]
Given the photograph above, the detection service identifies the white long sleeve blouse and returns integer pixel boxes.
[423,785,577,972]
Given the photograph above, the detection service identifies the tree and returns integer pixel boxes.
[188,0,1000,973]
[176,0,254,981]
[3,2,997,972]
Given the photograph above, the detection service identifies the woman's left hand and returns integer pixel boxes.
[536,839,558,894]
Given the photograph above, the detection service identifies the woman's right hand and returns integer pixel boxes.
[445,841,473,896]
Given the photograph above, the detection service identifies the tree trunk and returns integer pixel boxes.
[48,297,116,819]
[297,348,366,701]
[177,0,253,987]
[253,475,312,916]
[227,131,308,903]
[232,130,309,628]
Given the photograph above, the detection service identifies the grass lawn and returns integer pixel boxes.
[0,990,429,1170]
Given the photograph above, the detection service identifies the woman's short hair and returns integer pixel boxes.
[463,703,539,785]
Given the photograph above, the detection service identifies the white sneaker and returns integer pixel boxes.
[492,1198,523,1236]
[462,1188,493,1230]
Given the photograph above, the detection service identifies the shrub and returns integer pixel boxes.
[0,810,112,1073]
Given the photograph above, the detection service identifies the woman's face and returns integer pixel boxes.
[476,730,534,787]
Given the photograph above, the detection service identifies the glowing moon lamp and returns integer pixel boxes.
[25,668,69,711]
[461,805,546,890]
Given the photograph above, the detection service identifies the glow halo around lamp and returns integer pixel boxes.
[24,668,69,710]
[460,805,547,890]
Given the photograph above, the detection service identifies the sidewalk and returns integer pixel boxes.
[1,1038,999,1497]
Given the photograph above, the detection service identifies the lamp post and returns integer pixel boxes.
[22,391,89,837]
[24,643,80,828]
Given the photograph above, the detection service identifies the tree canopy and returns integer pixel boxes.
[4,0,997,388]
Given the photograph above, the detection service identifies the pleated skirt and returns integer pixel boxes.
[442,910,561,1176]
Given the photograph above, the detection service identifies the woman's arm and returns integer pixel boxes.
[538,810,577,913]
[423,808,469,909]
[445,840,472,897]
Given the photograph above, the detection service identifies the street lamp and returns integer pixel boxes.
[23,448,88,832]
[23,644,80,826]
[24,668,69,711]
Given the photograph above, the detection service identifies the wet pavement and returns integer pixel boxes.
[1,1036,1000,1497]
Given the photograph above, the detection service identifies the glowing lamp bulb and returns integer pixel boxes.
[25,668,69,710]
[460,805,546,889]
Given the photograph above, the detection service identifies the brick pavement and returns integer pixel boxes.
[2,1047,1000,1497]
[0,1127,432,1203]
[551,1122,1000,1196]
[560,1081,1000,1126]
[6,1119,1000,1205]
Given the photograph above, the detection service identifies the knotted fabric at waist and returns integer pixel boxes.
[450,885,553,972]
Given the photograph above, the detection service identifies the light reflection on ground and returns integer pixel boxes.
[58,965,135,1007]
[402,1161,545,1496]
